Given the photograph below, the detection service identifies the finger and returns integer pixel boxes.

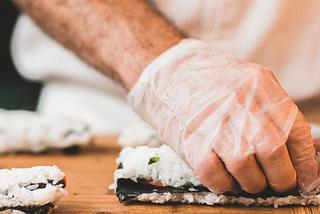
[255,122,297,193]
[223,153,268,194]
[286,111,319,191]
[194,149,238,193]
[257,143,297,193]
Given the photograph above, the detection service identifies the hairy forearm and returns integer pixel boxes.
[11,0,182,89]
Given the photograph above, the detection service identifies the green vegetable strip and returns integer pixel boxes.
[148,156,160,165]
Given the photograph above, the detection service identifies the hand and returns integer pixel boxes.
[128,39,319,194]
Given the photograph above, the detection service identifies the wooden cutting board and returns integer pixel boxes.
[0,135,319,214]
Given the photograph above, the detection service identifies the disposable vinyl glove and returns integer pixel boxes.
[127,39,319,194]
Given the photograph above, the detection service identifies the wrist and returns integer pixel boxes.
[117,35,183,90]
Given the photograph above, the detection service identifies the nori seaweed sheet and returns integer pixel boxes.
[25,179,66,191]
[0,178,66,213]
[0,203,54,214]
[116,178,209,202]
[116,178,300,203]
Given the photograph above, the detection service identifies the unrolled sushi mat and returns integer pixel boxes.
[0,135,319,214]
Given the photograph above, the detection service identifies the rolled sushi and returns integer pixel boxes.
[110,145,320,208]
[0,109,92,154]
[0,165,67,214]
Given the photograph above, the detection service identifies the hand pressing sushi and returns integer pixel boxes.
[127,39,320,195]
[111,145,320,207]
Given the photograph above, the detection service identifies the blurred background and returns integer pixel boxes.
[0,0,41,111]
[0,0,319,125]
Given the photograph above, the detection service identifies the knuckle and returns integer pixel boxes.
[225,154,251,173]
[289,118,311,142]
[257,144,285,164]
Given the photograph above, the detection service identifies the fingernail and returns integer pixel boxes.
[299,177,320,196]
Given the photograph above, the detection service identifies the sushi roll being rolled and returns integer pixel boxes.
[110,145,320,208]
[0,165,67,214]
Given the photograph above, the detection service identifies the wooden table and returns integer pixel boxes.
[1,135,320,214]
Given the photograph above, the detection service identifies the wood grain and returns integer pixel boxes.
[0,135,318,213]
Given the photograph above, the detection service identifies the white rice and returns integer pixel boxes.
[0,165,67,208]
[0,109,92,153]
[117,118,163,148]
[111,145,201,188]
[134,192,320,208]
[110,145,320,208]
[0,210,25,214]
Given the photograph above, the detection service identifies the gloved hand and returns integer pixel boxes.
[127,39,319,194]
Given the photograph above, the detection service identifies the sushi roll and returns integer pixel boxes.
[0,109,92,154]
[0,165,67,214]
[110,145,320,208]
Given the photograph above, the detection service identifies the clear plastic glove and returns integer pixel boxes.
[127,39,319,194]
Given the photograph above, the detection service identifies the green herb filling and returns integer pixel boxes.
[148,156,160,165]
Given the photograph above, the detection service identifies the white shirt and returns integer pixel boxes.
[11,0,320,134]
